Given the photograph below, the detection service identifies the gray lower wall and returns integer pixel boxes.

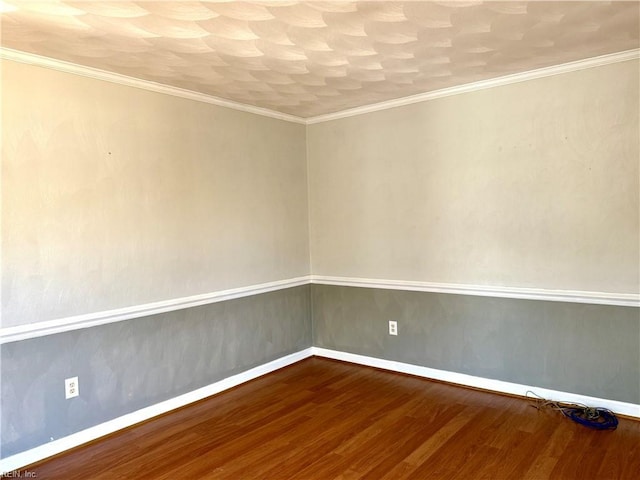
[312,285,640,405]
[1,285,312,458]
[2,283,639,460]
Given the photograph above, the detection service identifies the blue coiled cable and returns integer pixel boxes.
[564,406,618,430]
[527,391,618,431]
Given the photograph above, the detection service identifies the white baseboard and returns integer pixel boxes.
[3,346,638,473]
[312,347,640,419]
[0,348,314,474]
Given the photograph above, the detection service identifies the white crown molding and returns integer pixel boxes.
[310,276,640,307]
[0,276,311,344]
[0,348,315,474]
[2,47,637,127]
[312,348,640,418]
[0,47,306,125]
[305,49,640,124]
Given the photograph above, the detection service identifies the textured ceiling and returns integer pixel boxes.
[1,1,639,118]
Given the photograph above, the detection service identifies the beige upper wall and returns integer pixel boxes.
[2,57,638,328]
[308,60,640,294]
[1,60,310,327]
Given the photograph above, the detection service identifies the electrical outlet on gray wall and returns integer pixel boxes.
[389,321,398,336]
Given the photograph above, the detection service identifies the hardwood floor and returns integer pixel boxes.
[26,357,640,479]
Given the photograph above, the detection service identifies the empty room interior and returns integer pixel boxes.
[1,1,639,478]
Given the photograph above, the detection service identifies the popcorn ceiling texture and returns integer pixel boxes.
[2,1,638,118]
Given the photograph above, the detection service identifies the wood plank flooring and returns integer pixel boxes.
[26,357,640,479]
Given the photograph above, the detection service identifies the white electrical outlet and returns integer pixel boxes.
[65,376,79,399]
[389,321,398,336]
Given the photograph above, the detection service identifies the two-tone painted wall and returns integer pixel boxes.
[1,56,639,466]
[307,58,639,406]
[1,59,312,460]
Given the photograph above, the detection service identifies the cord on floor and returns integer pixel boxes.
[526,390,618,430]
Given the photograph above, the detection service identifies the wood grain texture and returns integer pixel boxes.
[26,357,640,479]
